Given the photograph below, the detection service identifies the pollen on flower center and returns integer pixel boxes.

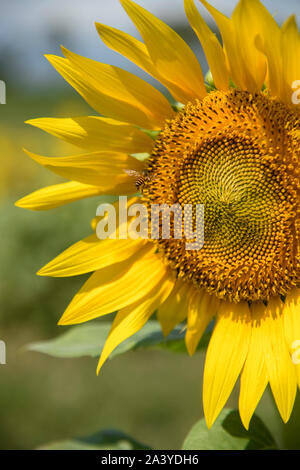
[142,90,300,302]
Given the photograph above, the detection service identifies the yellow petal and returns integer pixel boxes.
[239,308,268,430]
[200,0,268,92]
[237,0,281,97]
[120,0,206,103]
[95,22,158,78]
[38,235,146,277]
[157,280,190,336]
[231,0,267,92]
[184,0,229,91]
[203,301,251,428]
[97,273,175,373]
[26,116,153,153]
[90,196,140,234]
[185,290,218,356]
[58,246,170,325]
[47,49,174,130]
[199,0,242,89]
[24,148,144,192]
[281,16,300,104]
[15,181,101,211]
[62,47,174,128]
[254,298,297,423]
[283,289,300,387]
[96,21,199,104]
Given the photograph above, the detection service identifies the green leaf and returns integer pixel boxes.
[140,128,161,140]
[182,409,278,450]
[221,410,278,450]
[171,102,185,112]
[204,70,216,93]
[131,152,150,161]
[25,320,212,359]
[26,322,111,358]
[38,429,152,450]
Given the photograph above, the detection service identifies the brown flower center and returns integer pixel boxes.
[142,90,300,302]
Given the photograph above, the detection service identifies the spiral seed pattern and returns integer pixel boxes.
[142,90,300,302]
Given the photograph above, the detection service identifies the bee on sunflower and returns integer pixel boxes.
[16,0,299,430]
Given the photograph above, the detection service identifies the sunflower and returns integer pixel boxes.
[16,0,300,430]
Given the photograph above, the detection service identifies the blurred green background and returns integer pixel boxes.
[1,0,300,450]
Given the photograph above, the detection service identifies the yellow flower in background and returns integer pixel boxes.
[16,0,300,429]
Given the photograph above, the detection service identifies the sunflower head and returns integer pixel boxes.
[16,0,300,431]
[143,89,300,303]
